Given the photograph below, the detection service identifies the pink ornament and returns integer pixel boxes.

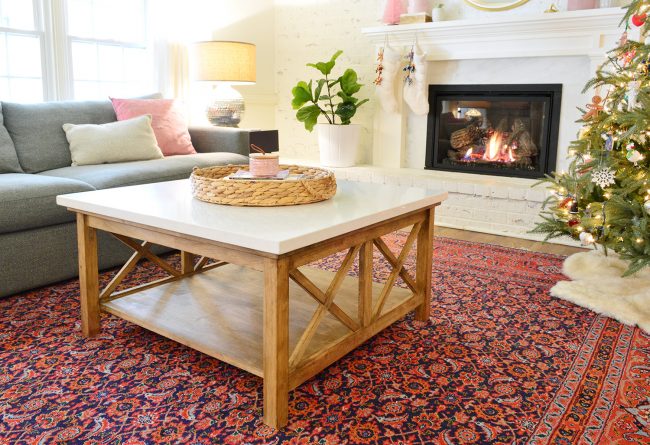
[567,0,596,11]
[407,0,429,14]
[383,0,405,25]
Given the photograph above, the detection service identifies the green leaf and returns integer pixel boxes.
[339,69,362,95]
[296,105,322,132]
[335,101,356,124]
[314,79,326,103]
[336,91,358,104]
[355,98,369,109]
[306,50,343,76]
[291,81,312,109]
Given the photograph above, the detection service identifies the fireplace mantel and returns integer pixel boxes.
[361,8,626,62]
[362,7,627,170]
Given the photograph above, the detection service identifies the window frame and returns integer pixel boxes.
[0,0,157,102]
[0,0,48,101]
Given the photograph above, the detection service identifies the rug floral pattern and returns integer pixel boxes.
[0,235,648,444]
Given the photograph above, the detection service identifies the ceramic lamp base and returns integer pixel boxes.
[206,83,245,127]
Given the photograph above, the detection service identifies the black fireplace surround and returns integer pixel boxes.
[425,84,562,179]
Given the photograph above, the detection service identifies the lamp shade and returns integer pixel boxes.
[190,41,256,84]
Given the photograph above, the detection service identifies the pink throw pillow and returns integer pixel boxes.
[110,98,196,156]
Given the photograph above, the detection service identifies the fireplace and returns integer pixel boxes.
[425,84,562,179]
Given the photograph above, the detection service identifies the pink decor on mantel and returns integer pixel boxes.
[407,0,429,14]
[383,0,405,25]
[567,0,597,10]
[110,98,197,156]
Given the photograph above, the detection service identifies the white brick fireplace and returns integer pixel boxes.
[352,8,626,243]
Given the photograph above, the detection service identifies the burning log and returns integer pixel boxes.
[450,125,482,149]
[507,118,537,158]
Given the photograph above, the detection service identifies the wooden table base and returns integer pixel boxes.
[75,206,436,428]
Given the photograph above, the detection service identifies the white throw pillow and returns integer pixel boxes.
[63,114,164,166]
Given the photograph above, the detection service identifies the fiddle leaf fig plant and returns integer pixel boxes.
[291,50,369,131]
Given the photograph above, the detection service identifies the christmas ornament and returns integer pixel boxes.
[403,47,415,86]
[627,80,640,110]
[632,13,647,27]
[619,31,628,47]
[602,133,614,151]
[626,143,643,165]
[582,95,603,120]
[644,200,650,214]
[579,232,595,246]
[403,44,429,115]
[544,3,559,13]
[568,219,579,227]
[373,47,384,86]
[375,45,401,113]
[622,49,636,65]
[559,197,573,208]
[372,48,384,85]
[591,166,616,189]
[570,201,579,214]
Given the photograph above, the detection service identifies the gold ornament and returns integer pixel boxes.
[544,3,559,13]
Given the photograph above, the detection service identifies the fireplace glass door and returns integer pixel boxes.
[425,84,561,179]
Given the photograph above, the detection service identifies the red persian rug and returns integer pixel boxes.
[1,235,648,444]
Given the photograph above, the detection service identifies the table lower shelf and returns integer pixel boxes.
[102,264,413,383]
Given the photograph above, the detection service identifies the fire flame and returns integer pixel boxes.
[463,148,473,160]
[483,132,503,161]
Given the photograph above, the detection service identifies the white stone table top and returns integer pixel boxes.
[57,179,447,255]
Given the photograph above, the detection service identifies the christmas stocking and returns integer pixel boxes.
[403,44,429,115]
[375,45,401,113]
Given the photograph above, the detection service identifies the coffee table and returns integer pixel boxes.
[57,179,447,428]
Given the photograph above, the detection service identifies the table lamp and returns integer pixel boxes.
[190,41,256,127]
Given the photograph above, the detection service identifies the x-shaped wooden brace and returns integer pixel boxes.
[100,234,223,302]
[288,244,361,369]
[371,222,421,322]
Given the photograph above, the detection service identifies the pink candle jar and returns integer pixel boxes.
[249,153,279,177]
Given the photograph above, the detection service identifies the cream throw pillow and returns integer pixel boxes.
[63,114,164,166]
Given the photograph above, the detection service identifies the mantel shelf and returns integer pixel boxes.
[361,8,627,61]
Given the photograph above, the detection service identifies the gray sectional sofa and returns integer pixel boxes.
[0,99,250,298]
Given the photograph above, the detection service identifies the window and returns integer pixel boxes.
[0,0,44,102]
[67,0,154,100]
[0,0,156,103]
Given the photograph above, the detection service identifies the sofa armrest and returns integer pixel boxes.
[188,126,250,158]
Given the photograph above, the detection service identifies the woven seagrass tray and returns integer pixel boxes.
[190,164,337,206]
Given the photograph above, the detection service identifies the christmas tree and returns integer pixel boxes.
[533,0,650,275]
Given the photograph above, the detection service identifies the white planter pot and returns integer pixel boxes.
[317,123,360,168]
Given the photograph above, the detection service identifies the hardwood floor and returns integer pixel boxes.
[435,227,586,256]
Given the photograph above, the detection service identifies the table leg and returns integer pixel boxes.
[263,257,290,428]
[358,241,373,327]
[77,213,100,337]
[180,251,196,274]
[415,208,434,322]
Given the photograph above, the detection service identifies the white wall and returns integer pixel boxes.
[272,0,615,163]
[165,0,276,130]
[275,0,383,163]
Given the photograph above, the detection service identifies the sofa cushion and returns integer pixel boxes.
[63,115,164,166]
[0,173,96,234]
[111,98,197,156]
[0,103,23,173]
[39,152,248,190]
[2,100,118,173]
